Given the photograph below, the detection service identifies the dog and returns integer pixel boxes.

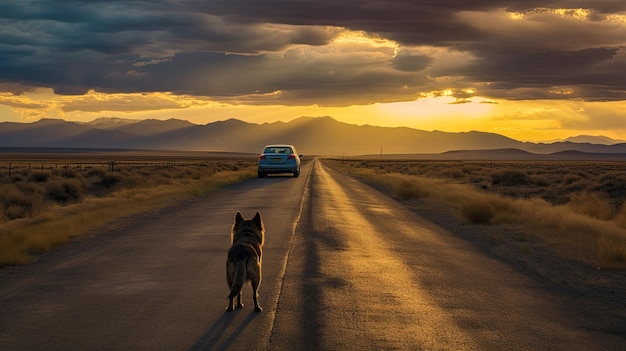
[226,211,265,312]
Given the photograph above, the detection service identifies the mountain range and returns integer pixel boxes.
[2,116,626,159]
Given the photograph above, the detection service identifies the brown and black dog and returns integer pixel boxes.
[226,211,264,312]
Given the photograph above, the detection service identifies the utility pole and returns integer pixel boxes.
[380,146,383,159]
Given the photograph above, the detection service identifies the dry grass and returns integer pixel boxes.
[325,159,626,269]
[567,191,614,220]
[612,204,626,229]
[0,160,256,266]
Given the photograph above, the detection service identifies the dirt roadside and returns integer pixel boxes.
[398,195,626,337]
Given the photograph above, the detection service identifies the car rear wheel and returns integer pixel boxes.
[258,171,265,178]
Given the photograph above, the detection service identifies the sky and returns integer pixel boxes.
[1,1,625,142]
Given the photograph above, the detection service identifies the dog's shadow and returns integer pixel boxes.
[189,310,260,351]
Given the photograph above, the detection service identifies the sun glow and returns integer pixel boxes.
[553,8,591,20]
[420,89,453,98]
[507,7,626,24]
[333,29,399,55]
[508,8,591,21]
[605,14,626,24]
[549,87,575,96]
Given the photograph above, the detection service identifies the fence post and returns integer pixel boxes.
[8,162,11,177]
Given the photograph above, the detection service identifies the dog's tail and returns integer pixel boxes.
[228,259,247,299]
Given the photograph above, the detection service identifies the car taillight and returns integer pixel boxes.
[259,155,266,160]
[288,154,296,159]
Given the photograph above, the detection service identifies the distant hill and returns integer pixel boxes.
[2,116,626,158]
[85,117,138,129]
[428,149,626,161]
[562,135,625,145]
[0,119,87,146]
[115,118,194,136]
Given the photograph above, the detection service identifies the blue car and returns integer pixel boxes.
[257,144,301,178]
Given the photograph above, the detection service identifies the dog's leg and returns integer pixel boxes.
[226,274,234,312]
[236,290,244,309]
[252,285,262,312]
[227,290,243,312]
[227,296,235,312]
[251,270,262,312]
[226,267,240,312]
[252,290,262,311]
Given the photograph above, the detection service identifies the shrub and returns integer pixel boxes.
[564,180,588,194]
[46,179,84,203]
[120,174,148,188]
[151,175,172,186]
[395,178,429,200]
[16,182,45,196]
[530,175,550,186]
[0,185,42,218]
[588,175,626,202]
[490,169,529,186]
[56,167,79,178]
[460,194,513,224]
[99,173,122,187]
[10,174,25,183]
[29,171,51,182]
[5,205,27,219]
[568,191,614,221]
[86,168,107,178]
[439,168,465,179]
[564,174,582,185]
[462,197,497,223]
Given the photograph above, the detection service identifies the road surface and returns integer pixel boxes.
[0,158,624,350]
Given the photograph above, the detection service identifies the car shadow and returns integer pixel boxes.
[260,174,297,178]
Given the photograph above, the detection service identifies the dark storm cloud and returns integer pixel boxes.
[0,0,625,105]
[391,54,432,72]
[466,47,626,101]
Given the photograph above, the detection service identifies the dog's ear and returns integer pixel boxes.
[253,211,264,230]
[235,211,244,224]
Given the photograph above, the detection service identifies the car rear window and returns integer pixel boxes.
[264,147,293,154]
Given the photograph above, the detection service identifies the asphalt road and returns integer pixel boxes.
[1,158,624,350]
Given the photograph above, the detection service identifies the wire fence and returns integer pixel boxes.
[1,161,180,176]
